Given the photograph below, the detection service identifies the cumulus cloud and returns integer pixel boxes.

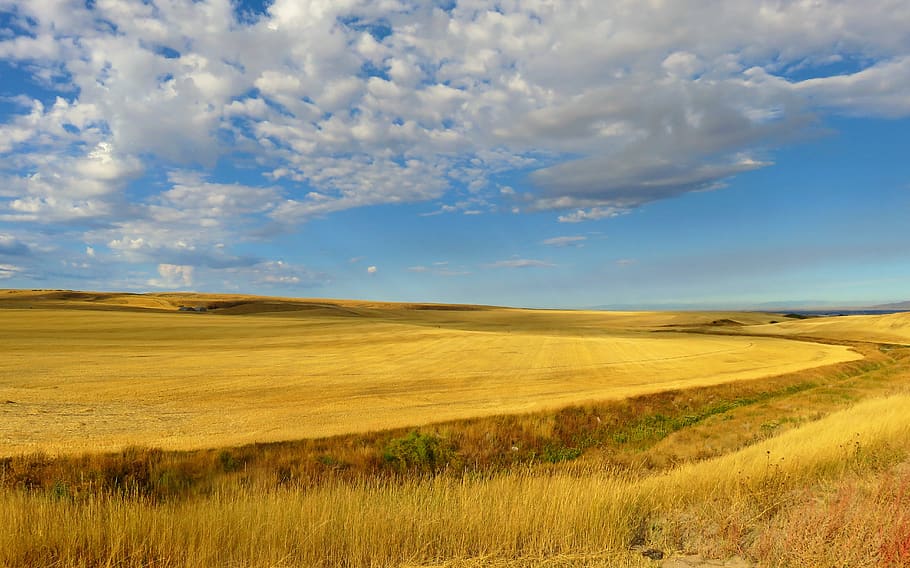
[84,173,280,269]
[367,265,378,274]
[0,0,908,267]
[100,223,257,269]
[0,138,143,223]
[234,260,329,288]
[147,263,194,288]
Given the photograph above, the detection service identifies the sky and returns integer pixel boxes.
[1,0,909,309]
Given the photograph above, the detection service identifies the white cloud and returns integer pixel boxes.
[419,204,458,217]
[147,263,194,288]
[0,264,24,279]
[792,56,910,117]
[541,236,587,247]
[0,137,143,223]
[85,246,95,257]
[0,0,909,240]
[558,207,626,223]
[662,51,704,79]
[86,173,280,268]
[217,260,329,289]
[367,265,377,274]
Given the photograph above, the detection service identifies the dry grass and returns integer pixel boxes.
[749,462,910,567]
[651,393,910,564]
[0,291,859,455]
[2,393,908,567]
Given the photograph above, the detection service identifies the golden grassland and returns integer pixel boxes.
[0,290,861,455]
[749,311,910,345]
[2,289,910,567]
[3,391,909,567]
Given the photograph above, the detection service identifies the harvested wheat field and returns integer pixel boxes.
[748,311,910,345]
[0,290,859,456]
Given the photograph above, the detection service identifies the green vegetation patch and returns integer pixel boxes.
[611,382,817,447]
[382,431,455,473]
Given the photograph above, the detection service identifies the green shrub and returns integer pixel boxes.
[50,480,70,500]
[316,454,348,470]
[154,467,194,497]
[382,431,454,472]
[217,450,242,473]
[539,444,583,463]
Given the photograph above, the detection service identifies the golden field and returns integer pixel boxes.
[2,289,910,567]
[0,290,860,456]
[750,310,910,344]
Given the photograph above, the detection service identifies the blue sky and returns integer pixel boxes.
[1,0,908,308]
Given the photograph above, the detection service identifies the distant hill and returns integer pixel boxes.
[872,300,910,310]
[590,299,910,312]
[589,300,866,311]
[0,288,496,315]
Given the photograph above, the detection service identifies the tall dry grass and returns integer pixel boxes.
[641,392,910,559]
[1,470,646,566]
[3,394,909,567]
[751,462,910,567]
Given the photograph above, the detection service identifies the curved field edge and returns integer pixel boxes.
[0,306,860,455]
[2,341,900,495]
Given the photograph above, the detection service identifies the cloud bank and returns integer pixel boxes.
[1,0,909,287]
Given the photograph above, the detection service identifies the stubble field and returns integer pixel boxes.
[0,290,860,456]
